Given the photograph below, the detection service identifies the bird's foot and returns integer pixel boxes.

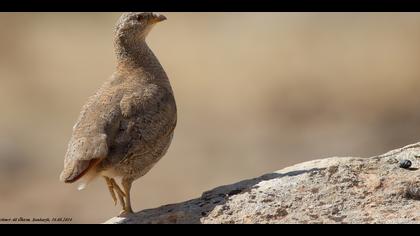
[104,177,117,205]
[118,209,134,218]
[104,177,126,207]
[110,178,126,210]
[104,177,134,217]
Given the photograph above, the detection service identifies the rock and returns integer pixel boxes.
[105,143,420,224]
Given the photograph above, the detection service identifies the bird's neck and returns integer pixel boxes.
[114,37,167,80]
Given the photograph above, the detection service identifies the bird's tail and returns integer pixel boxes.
[77,168,99,191]
[59,158,102,190]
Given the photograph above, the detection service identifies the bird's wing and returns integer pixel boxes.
[60,85,122,183]
[60,133,109,183]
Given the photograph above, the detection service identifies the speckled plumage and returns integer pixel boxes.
[60,12,176,214]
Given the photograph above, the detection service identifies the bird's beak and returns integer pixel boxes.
[150,14,167,24]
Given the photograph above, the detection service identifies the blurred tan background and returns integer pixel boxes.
[1,13,420,223]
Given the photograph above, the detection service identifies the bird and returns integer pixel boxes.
[59,12,177,216]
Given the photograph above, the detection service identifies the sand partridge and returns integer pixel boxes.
[60,12,177,216]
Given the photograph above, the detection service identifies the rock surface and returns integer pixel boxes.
[105,143,420,224]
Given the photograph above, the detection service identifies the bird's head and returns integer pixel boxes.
[114,12,167,41]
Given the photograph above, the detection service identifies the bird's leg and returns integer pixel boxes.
[110,178,126,211]
[104,176,117,205]
[121,179,133,214]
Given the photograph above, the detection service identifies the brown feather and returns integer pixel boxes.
[63,158,102,183]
